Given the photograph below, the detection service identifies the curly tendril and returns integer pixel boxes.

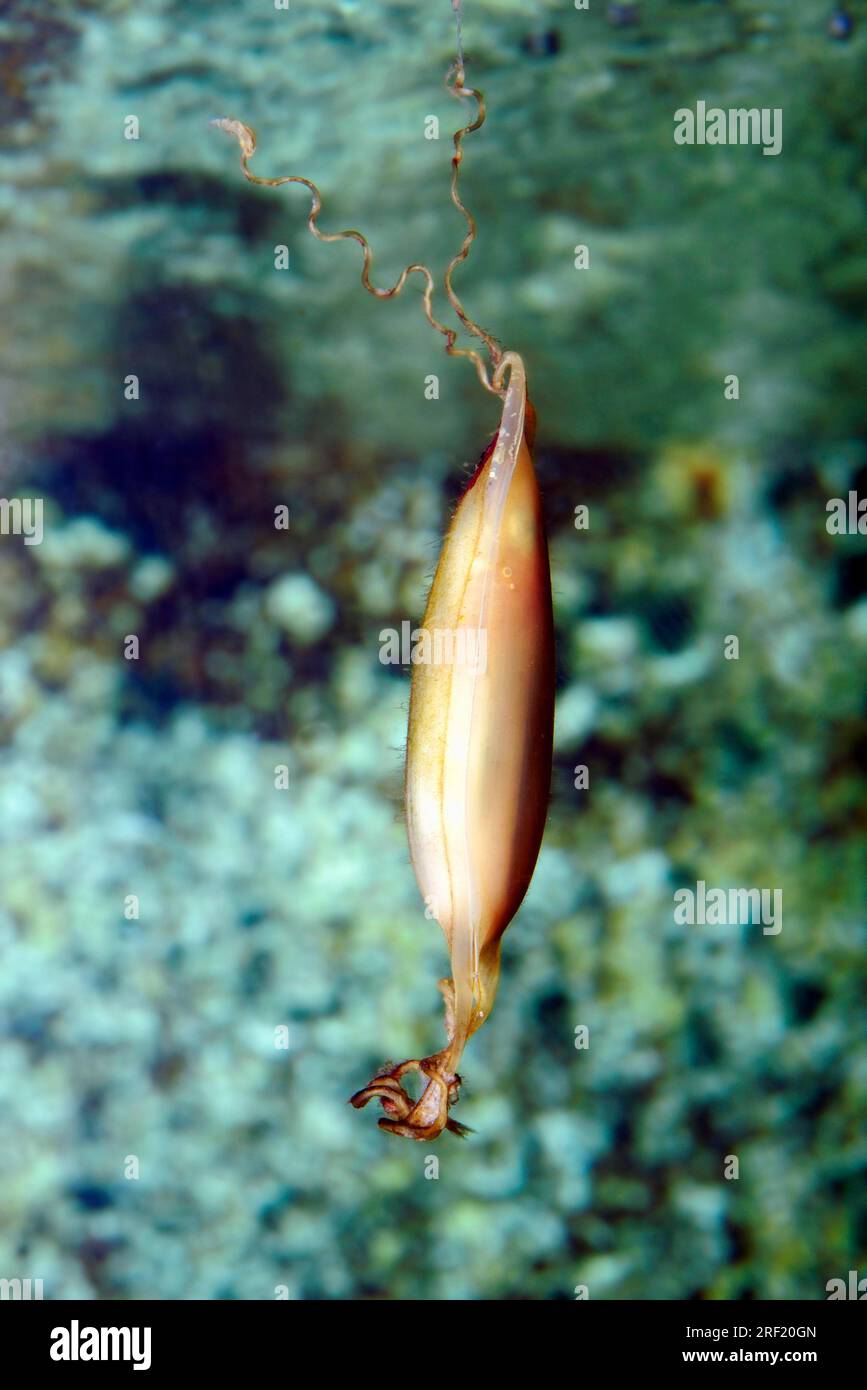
[213,54,505,397]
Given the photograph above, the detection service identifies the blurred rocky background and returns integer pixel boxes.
[0,0,865,1299]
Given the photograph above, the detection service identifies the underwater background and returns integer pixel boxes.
[1,0,865,1300]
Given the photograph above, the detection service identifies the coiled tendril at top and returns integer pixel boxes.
[213,53,506,397]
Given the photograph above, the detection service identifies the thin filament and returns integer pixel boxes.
[443,61,504,377]
[213,53,504,395]
[452,0,465,74]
